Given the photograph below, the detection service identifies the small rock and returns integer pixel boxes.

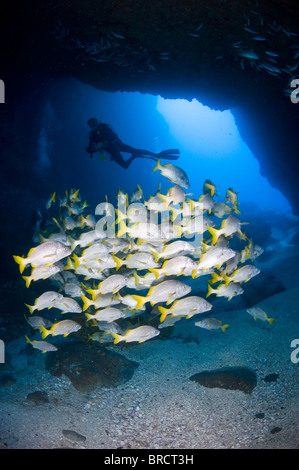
[26,391,49,405]
[190,367,257,394]
[263,373,279,383]
[255,412,265,419]
[62,429,86,442]
[0,374,16,387]
[270,426,282,434]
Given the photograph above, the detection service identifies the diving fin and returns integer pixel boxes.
[157,149,180,160]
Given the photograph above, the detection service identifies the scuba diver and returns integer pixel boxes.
[86,118,180,169]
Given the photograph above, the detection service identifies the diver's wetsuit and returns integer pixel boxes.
[86,122,179,169]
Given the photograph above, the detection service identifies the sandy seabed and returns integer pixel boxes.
[1,247,299,450]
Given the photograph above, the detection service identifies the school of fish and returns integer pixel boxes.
[13,159,269,353]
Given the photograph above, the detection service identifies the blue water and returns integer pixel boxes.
[35,77,291,214]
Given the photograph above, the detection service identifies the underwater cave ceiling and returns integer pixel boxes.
[1,0,299,213]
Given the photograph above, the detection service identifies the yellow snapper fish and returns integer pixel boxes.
[87,274,129,297]
[132,271,165,290]
[117,219,166,240]
[63,216,79,231]
[132,279,191,309]
[25,291,64,314]
[153,159,190,189]
[158,295,213,322]
[158,315,182,328]
[113,252,160,271]
[116,204,147,224]
[207,214,247,245]
[111,325,160,344]
[97,321,124,335]
[80,242,110,260]
[157,185,190,208]
[222,264,260,286]
[219,251,241,277]
[25,315,53,331]
[240,239,264,262]
[38,231,71,246]
[246,307,275,325]
[25,336,58,353]
[73,253,116,270]
[194,318,230,333]
[52,296,82,314]
[117,189,129,208]
[69,229,106,250]
[129,239,164,255]
[225,187,240,213]
[115,292,139,308]
[85,307,126,323]
[207,282,244,301]
[63,282,84,298]
[181,215,215,236]
[130,184,143,203]
[46,192,56,209]
[187,193,215,214]
[40,319,81,338]
[151,240,195,261]
[149,255,198,279]
[80,292,119,311]
[203,179,218,197]
[102,237,131,253]
[67,202,85,216]
[22,263,62,288]
[68,188,80,203]
[80,214,96,229]
[211,202,232,218]
[13,241,71,274]
[145,194,170,212]
[191,245,236,275]
[225,187,238,205]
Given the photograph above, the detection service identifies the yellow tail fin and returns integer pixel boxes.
[115,209,126,225]
[153,158,161,172]
[112,255,123,271]
[206,283,214,298]
[25,303,35,315]
[158,306,169,323]
[40,324,49,339]
[13,255,26,274]
[80,294,92,312]
[150,250,160,263]
[52,217,64,232]
[207,226,220,245]
[222,324,230,333]
[157,193,170,209]
[191,268,199,279]
[268,317,275,325]
[131,294,147,310]
[117,219,128,238]
[209,272,223,285]
[148,268,162,280]
[25,335,31,344]
[72,253,80,270]
[111,332,122,344]
[22,275,32,288]
[173,225,184,238]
